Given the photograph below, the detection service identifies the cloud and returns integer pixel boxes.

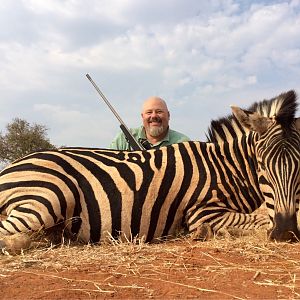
[33,103,115,147]
[0,0,300,147]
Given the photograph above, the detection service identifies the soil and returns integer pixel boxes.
[1,235,300,299]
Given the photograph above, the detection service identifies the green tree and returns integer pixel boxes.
[0,118,56,164]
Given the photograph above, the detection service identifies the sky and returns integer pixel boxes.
[1,0,300,148]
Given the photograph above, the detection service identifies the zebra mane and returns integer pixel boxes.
[206,90,298,143]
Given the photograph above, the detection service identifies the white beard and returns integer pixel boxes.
[149,125,165,137]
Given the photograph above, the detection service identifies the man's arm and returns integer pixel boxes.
[168,130,191,144]
[109,131,130,150]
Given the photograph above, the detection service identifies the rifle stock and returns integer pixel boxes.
[119,124,142,151]
[86,74,145,151]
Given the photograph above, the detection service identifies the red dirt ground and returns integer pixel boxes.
[1,237,300,299]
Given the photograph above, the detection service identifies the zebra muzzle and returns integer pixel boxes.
[268,213,300,242]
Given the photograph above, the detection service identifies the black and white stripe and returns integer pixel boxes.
[0,90,299,245]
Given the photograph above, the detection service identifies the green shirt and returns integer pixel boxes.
[109,126,190,150]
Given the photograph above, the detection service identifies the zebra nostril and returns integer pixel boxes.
[268,213,300,242]
[269,230,300,243]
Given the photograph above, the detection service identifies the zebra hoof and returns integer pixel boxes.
[0,233,32,255]
[190,223,213,241]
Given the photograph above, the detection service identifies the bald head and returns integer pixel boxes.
[141,96,170,141]
[141,96,168,113]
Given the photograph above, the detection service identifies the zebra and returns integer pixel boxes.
[0,90,300,252]
[206,90,300,240]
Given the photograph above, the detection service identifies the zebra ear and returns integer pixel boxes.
[231,106,273,135]
[295,118,300,132]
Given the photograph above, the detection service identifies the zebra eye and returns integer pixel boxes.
[258,161,266,171]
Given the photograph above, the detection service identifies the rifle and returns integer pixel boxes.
[86,74,145,150]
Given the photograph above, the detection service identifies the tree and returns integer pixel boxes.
[0,118,56,164]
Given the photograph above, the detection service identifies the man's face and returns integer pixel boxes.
[141,98,170,138]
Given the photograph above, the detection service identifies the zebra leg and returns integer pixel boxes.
[0,204,59,253]
[0,213,34,254]
[189,223,214,241]
[0,232,32,254]
[185,207,270,240]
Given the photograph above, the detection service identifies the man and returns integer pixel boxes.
[110,96,190,150]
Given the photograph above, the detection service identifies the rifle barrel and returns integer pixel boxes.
[86,73,144,150]
[86,74,124,125]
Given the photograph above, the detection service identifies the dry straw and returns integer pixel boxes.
[1,227,300,298]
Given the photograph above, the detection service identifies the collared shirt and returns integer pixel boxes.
[109,126,190,150]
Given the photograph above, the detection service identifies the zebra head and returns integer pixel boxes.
[231,91,300,242]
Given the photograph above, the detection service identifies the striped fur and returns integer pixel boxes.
[0,91,299,249]
[207,90,298,143]
[0,142,268,245]
[207,90,300,241]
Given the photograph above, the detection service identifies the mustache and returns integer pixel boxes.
[148,116,162,123]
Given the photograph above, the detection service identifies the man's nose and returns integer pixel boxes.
[150,111,158,118]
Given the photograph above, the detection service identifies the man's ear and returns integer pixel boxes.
[231,106,274,135]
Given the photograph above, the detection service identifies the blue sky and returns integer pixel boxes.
[0,0,300,148]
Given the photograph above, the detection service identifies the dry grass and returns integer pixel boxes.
[1,228,300,299]
[2,229,268,271]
